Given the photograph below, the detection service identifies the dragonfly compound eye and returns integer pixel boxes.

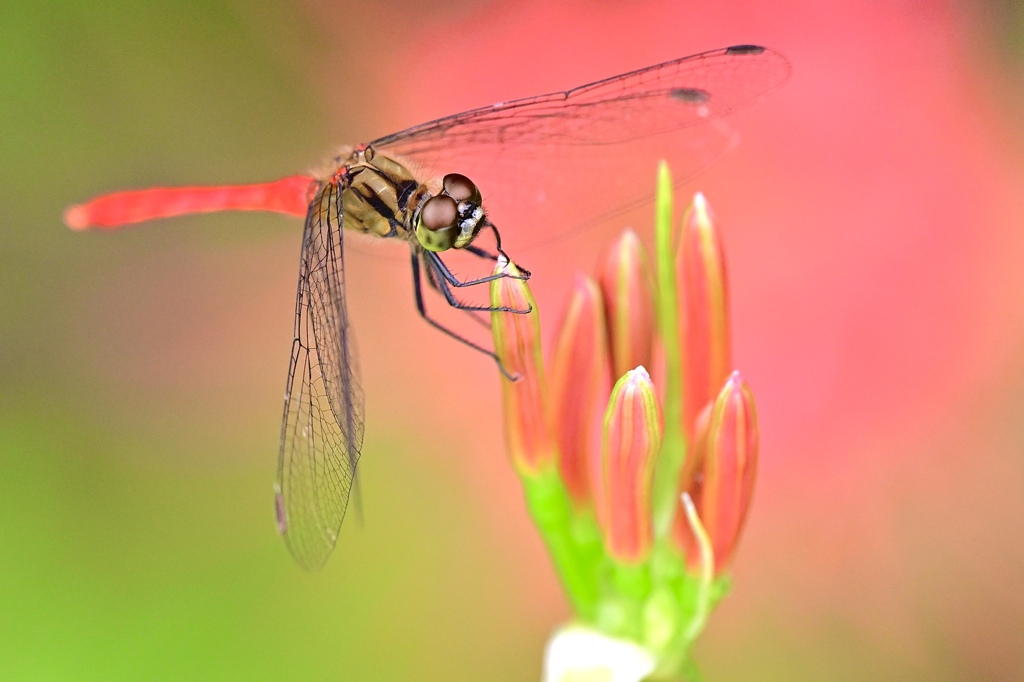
[416,195,460,252]
[442,173,481,203]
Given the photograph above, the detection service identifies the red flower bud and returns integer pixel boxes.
[676,193,731,437]
[597,229,655,380]
[599,367,662,563]
[675,372,759,574]
[491,258,555,474]
[550,276,611,504]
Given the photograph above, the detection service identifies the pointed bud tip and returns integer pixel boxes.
[718,371,756,419]
[492,258,532,310]
[557,276,605,357]
[685,191,715,230]
[626,365,652,385]
[657,159,673,185]
[569,272,600,299]
[614,227,641,248]
[494,253,513,273]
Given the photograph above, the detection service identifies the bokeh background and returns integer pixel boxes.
[4,0,1024,679]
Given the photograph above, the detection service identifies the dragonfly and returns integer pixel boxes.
[64,44,790,570]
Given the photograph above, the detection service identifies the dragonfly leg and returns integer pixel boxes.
[420,261,491,331]
[463,243,498,261]
[430,262,531,315]
[425,250,534,307]
[482,222,531,280]
[425,252,532,315]
[411,252,520,381]
[451,222,530,280]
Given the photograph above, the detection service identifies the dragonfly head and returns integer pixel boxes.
[415,173,485,252]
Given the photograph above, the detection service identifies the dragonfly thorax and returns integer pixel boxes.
[338,151,430,242]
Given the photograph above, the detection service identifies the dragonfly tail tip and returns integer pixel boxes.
[63,204,90,230]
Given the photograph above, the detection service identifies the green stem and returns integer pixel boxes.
[520,465,601,619]
[651,162,688,538]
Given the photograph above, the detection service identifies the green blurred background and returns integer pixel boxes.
[4,0,1024,680]
[3,1,550,679]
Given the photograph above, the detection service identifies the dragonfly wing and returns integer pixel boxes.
[275,179,365,570]
[372,46,790,250]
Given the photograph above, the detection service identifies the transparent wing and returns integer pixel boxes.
[371,45,790,250]
[275,179,365,570]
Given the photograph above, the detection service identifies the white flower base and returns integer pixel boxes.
[543,625,657,682]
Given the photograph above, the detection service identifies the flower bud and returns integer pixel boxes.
[597,229,655,380]
[676,193,731,437]
[549,276,610,504]
[674,372,759,573]
[491,258,555,474]
[599,367,663,563]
